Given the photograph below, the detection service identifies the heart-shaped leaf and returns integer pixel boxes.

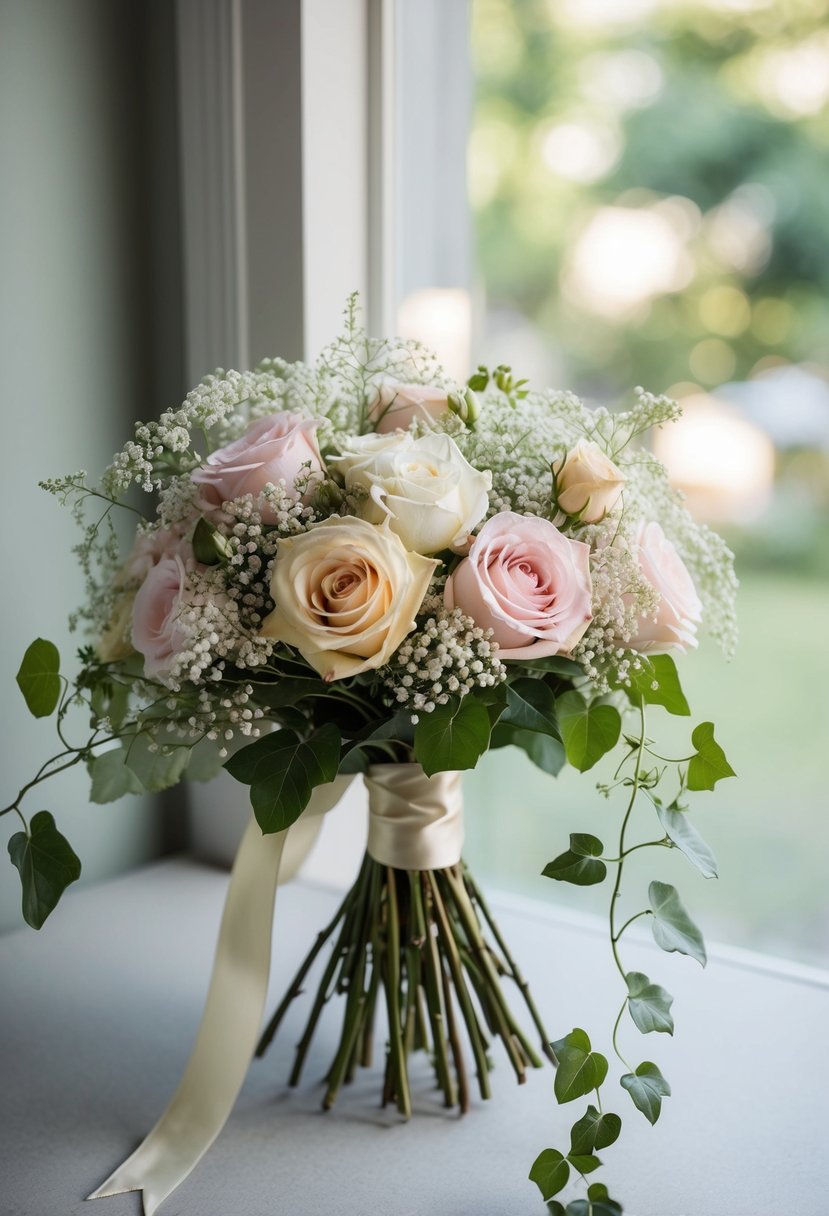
[569,1104,622,1155]
[649,881,707,966]
[626,970,674,1034]
[528,1149,570,1202]
[687,722,735,791]
[226,723,341,833]
[551,1028,608,1104]
[543,835,606,886]
[621,1061,671,1124]
[8,811,81,929]
[502,678,560,737]
[656,801,718,879]
[556,692,621,772]
[622,654,690,716]
[414,695,491,775]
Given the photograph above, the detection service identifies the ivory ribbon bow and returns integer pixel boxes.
[89,763,464,1215]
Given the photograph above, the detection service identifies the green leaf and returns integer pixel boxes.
[192,516,234,565]
[621,1061,671,1124]
[490,723,566,775]
[556,691,621,772]
[414,695,491,776]
[502,678,561,737]
[339,712,416,773]
[7,811,81,930]
[252,676,331,709]
[543,834,607,886]
[687,722,736,791]
[566,1153,602,1175]
[528,1149,570,1202]
[569,1105,621,1155]
[512,654,583,678]
[626,971,675,1035]
[656,801,718,879]
[649,880,707,966]
[124,732,190,793]
[567,1184,623,1216]
[16,639,61,718]
[225,724,341,834]
[622,654,690,716]
[185,734,245,783]
[551,1028,609,1104]
[88,747,145,804]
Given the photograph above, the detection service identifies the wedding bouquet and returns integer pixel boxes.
[5,298,736,1215]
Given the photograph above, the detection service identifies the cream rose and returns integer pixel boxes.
[445,511,593,658]
[192,411,324,519]
[553,440,626,522]
[331,432,491,555]
[630,521,702,654]
[367,380,450,433]
[259,516,438,681]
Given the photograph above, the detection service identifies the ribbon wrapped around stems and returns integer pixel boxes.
[90,764,551,1215]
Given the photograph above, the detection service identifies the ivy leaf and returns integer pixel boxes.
[88,747,146,804]
[656,801,718,879]
[687,722,736,791]
[649,881,707,966]
[502,678,560,737]
[566,1153,602,1175]
[7,811,81,930]
[528,1149,570,1202]
[490,723,566,775]
[556,692,621,772]
[543,834,607,887]
[566,1184,624,1216]
[124,732,190,793]
[621,1061,671,1124]
[551,1028,608,1104]
[414,695,491,776]
[16,639,61,718]
[225,723,341,834]
[626,971,675,1035]
[622,654,690,716]
[569,1105,622,1155]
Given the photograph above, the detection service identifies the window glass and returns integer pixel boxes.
[395,0,829,966]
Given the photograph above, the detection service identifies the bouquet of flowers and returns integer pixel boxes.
[5,298,736,1215]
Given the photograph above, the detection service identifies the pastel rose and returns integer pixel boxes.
[119,525,193,585]
[630,521,702,654]
[444,511,593,658]
[553,440,626,523]
[368,380,450,433]
[259,516,437,681]
[191,412,324,520]
[131,555,191,679]
[331,432,491,555]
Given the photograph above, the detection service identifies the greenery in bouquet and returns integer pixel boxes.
[4,297,736,1212]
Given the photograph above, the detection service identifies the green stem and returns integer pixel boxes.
[611,998,633,1071]
[383,867,412,1118]
[612,909,652,944]
[608,701,648,984]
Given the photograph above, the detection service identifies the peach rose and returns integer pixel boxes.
[553,441,626,523]
[368,380,450,433]
[445,511,593,658]
[192,412,324,519]
[260,516,437,681]
[131,555,192,679]
[630,521,702,654]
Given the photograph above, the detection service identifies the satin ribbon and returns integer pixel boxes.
[88,774,352,1216]
[365,763,464,870]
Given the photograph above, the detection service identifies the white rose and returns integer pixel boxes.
[259,516,438,682]
[630,521,703,654]
[553,440,626,523]
[331,432,491,554]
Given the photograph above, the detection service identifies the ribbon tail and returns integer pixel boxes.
[88,812,287,1215]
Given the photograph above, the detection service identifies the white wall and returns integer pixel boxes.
[0,1,181,932]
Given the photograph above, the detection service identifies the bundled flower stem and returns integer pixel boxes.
[257,855,554,1114]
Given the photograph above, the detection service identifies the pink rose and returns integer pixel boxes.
[630,521,702,654]
[120,526,192,585]
[444,511,593,658]
[131,555,191,679]
[368,380,450,433]
[191,412,324,519]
